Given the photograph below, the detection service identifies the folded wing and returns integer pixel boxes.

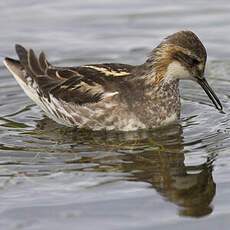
[14,44,110,105]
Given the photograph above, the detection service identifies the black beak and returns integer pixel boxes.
[197,77,223,111]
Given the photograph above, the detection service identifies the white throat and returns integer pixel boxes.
[164,61,191,82]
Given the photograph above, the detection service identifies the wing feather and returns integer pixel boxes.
[14,44,135,106]
[28,49,43,75]
[39,51,50,71]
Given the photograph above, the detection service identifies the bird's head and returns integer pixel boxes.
[147,30,222,111]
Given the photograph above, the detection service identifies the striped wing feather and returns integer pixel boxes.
[15,44,130,105]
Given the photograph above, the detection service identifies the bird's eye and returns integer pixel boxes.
[174,52,200,66]
[191,58,200,66]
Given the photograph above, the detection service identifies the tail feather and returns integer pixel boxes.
[15,44,50,76]
[3,57,26,82]
[3,44,63,122]
[4,46,52,115]
[4,44,52,88]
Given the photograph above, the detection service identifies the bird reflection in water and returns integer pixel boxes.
[35,118,216,218]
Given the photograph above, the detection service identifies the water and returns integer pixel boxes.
[0,0,230,229]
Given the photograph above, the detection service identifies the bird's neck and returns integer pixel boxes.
[140,51,173,85]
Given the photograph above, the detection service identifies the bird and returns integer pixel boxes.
[3,30,222,131]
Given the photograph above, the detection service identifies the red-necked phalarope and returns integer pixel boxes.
[3,31,222,131]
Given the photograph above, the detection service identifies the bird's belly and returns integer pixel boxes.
[40,98,179,131]
[74,103,147,131]
[58,103,178,131]
[39,97,146,131]
[27,90,179,131]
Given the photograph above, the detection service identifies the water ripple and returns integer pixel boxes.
[1,1,230,229]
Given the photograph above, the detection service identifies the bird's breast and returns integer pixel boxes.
[132,80,181,128]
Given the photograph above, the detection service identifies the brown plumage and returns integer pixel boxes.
[3,31,222,131]
[145,31,207,84]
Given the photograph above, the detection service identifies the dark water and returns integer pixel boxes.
[1,1,230,229]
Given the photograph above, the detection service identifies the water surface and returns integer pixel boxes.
[0,1,230,229]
